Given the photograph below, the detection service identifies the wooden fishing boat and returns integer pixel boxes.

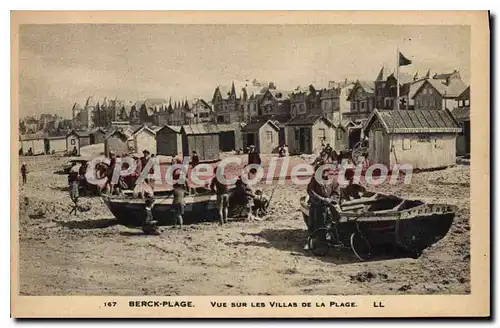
[300,191,456,259]
[102,186,263,227]
[102,187,219,226]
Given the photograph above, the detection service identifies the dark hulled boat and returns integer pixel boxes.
[300,191,456,257]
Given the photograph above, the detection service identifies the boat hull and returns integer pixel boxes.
[103,192,219,226]
[300,195,455,253]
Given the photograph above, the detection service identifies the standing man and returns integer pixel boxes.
[190,150,200,168]
[140,149,152,186]
[20,162,27,185]
[172,182,188,229]
[210,166,229,224]
[189,151,200,195]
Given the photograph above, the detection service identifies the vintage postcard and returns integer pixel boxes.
[11,11,489,318]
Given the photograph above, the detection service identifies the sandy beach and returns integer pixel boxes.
[17,150,470,296]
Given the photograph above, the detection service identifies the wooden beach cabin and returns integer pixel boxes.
[363,109,462,170]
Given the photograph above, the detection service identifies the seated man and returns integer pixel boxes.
[252,189,269,218]
[231,177,257,221]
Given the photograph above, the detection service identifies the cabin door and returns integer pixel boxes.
[299,127,311,154]
[464,120,470,154]
[373,130,386,165]
[246,133,256,149]
[44,140,50,154]
[349,128,361,149]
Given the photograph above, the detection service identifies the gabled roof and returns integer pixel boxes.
[67,130,91,138]
[132,125,157,136]
[452,107,470,121]
[104,128,132,140]
[364,109,461,134]
[342,119,356,129]
[458,86,470,100]
[90,127,107,135]
[375,66,389,82]
[411,79,467,99]
[133,100,145,109]
[346,80,375,101]
[182,124,220,135]
[157,125,182,134]
[216,122,243,132]
[241,120,279,133]
[286,114,335,127]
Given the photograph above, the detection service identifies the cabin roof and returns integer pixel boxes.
[364,109,462,134]
[216,122,242,132]
[241,120,279,133]
[452,107,470,121]
[286,114,334,127]
[104,128,132,140]
[68,130,91,138]
[45,135,66,140]
[132,125,157,136]
[182,123,219,135]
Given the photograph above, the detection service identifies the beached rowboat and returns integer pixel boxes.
[300,191,456,259]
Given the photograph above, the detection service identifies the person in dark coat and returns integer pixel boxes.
[21,162,27,185]
[190,151,199,168]
[247,145,261,166]
[143,195,160,235]
[305,166,340,250]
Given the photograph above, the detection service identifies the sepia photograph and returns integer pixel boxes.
[10,11,489,318]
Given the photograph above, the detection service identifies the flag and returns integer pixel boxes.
[399,52,412,66]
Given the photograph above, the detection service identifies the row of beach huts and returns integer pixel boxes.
[18,114,349,161]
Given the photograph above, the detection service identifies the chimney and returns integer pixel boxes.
[344,78,348,87]
[268,82,276,90]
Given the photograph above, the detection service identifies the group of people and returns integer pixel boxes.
[142,148,269,235]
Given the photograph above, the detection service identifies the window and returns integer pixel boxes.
[351,102,356,111]
[423,88,428,95]
[266,131,273,143]
[429,88,433,95]
[318,128,326,140]
[459,122,465,136]
[295,128,300,141]
[71,139,75,145]
[402,137,411,150]
[431,99,435,107]
[464,99,470,106]
[336,130,341,140]
[361,101,365,110]
[299,104,306,114]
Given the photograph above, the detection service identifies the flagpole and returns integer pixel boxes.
[396,47,400,110]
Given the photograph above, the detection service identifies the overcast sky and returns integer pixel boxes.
[19,24,470,118]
